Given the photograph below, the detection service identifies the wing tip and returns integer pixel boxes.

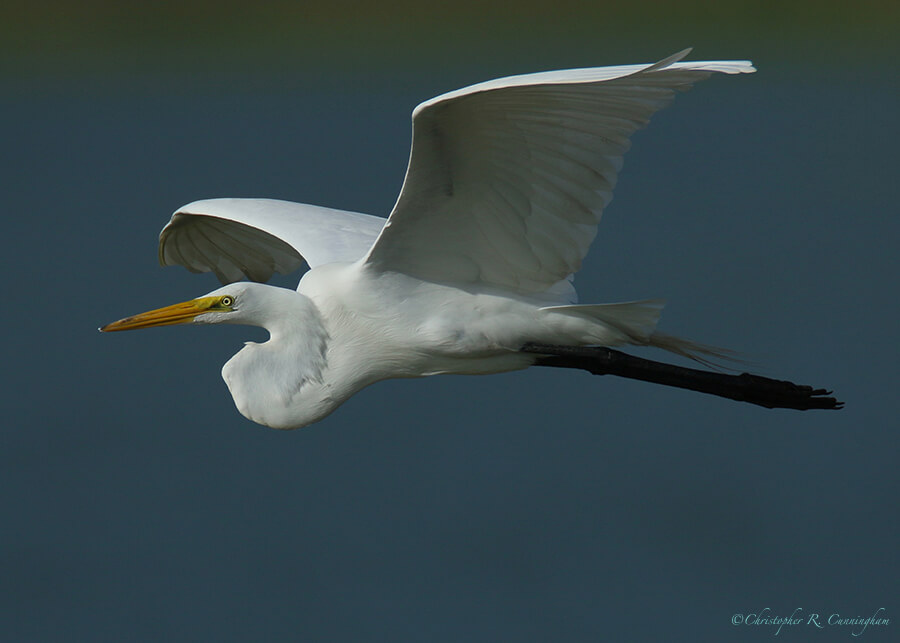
[157,216,177,267]
[651,48,756,75]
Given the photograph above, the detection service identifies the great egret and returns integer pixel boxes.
[102,50,842,429]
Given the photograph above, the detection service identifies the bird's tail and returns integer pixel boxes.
[541,300,739,368]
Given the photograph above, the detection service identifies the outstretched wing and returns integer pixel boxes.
[159,198,386,284]
[365,50,755,293]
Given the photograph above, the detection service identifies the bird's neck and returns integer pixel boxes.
[222,291,336,429]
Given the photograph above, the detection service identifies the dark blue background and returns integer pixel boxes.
[2,54,897,640]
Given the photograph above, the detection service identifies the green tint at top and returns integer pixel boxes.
[1,0,897,78]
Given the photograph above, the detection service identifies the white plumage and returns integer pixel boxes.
[103,50,763,429]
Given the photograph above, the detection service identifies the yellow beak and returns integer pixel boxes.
[101,296,221,332]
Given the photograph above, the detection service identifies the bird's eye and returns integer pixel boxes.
[221,296,234,307]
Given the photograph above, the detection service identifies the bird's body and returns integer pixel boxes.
[204,265,645,429]
[103,50,842,428]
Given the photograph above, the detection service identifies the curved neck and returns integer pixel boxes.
[221,287,335,429]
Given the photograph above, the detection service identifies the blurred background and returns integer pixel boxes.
[2,1,897,641]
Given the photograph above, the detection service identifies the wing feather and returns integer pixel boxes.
[365,50,755,294]
[159,198,386,285]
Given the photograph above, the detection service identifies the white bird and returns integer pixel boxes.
[102,49,841,429]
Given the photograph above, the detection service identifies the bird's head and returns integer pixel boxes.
[100,284,253,332]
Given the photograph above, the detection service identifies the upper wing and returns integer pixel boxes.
[364,50,755,293]
[159,198,386,284]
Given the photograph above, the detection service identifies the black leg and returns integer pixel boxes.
[520,343,843,411]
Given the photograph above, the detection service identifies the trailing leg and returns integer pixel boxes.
[520,343,843,411]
